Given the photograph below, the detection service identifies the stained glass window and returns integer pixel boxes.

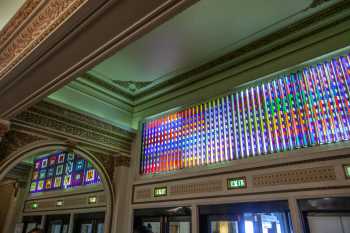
[30,151,101,193]
[140,53,350,175]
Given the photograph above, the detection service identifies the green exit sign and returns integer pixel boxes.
[154,187,167,197]
[227,177,247,189]
[344,165,350,178]
[31,202,39,209]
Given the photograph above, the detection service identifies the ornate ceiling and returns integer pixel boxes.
[0,0,349,131]
[46,0,349,129]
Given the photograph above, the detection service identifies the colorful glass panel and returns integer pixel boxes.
[141,53,350,174]
[30,151,101,193]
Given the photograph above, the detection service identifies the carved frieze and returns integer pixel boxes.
[13,102,134,154]
[0,130,44,162]
[0,0,88,79]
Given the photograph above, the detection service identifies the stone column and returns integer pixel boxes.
[0,119,10,143]
[112,155,132,233]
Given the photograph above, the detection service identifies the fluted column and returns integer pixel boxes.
[0,119,10,143]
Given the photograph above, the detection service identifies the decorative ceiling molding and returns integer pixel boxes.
[64,0,349,112]
[0,0,88,80]
[309,0,332,9]
[12,101,135,155]
[0,0,42,48]
[0,119,10,139]
[112,80,152,93]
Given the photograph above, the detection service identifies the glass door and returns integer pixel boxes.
[208,216,239,233]
[168,216,191,233]
[22,216,42,233]
[45,215,70,233]
[134,207,191,233]
[200,201,293,233]
[74,212,105,233]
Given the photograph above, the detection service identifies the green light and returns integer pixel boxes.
[154,187,167,197]
[344,165,350,178]
[32,203,38,209]
[227,177,246,189]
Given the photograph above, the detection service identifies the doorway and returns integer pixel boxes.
[74,212,105,233]
[134,207,191,233]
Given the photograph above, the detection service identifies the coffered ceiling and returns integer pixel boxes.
[47,0,346,129]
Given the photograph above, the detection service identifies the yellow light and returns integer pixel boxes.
[88,196,97,204]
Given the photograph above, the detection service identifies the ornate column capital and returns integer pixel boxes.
[115,155,131,167]
[0,119,10,140]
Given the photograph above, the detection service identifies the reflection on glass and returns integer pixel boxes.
[244,221,254,233]
[25,223,37,233]
[97,223,104,233]
[143,222,161,233]
[51,224,62,233]
[243,212,290,233]
[169,221,191,233]
[80,223,93,233]
[210,212,291,233]
[210,221,239,233]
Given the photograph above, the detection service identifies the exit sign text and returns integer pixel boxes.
[154,187,167,197]
[227,177,246,189]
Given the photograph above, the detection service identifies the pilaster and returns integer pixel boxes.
[0,119,10,142]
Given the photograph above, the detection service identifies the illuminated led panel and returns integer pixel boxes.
[141,54,350,175]
[30,151,101,193]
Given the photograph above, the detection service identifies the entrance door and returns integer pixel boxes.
[45,215,70,233]
[299,197,350,233]
[74,212,105,233]
[134,207,191,233]
[200,201,293,233]
[22,216,42,233]
[208,216,239,233]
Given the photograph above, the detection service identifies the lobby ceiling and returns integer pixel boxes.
[45,0,346,129]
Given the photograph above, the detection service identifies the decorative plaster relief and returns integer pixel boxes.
[0,0,88,79]
[253,166,336,187]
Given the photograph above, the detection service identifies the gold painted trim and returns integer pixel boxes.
[0,0,42,47]
[0,0,88,80]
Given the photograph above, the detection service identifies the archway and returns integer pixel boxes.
[0,139,115,233]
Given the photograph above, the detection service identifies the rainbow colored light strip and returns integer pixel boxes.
[141,54,350,175]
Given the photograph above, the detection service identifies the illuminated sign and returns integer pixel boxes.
[154,187,167,197]
[88,196,97,204]
[344,165,350,178]
[227,177,246,189]
[56,200,64,207]
[31,203,39,209]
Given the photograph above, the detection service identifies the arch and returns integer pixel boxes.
[0,139,114,233]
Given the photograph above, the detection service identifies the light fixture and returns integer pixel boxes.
[154,187,167,197]
[56,200,64,207]
[31,202,38,209]
[88,196,97,204]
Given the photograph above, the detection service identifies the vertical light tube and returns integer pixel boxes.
[226,96,233,160]
[246,89,255,156]
[279,78,293,149]
[323,63,344,141]
[262,84,273,153]
[256,86,267,154]
[236,93,243,158]
[204,103,209,165]
[231,94,238,159]
[284,75,300,148]
[273,80,287,151]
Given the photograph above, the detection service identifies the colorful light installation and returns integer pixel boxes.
[141,54,350,175]
[30,151,101,193]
